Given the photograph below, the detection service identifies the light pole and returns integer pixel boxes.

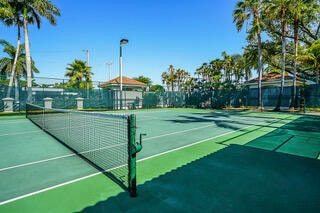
[106,62,112,80]
[82,49,90,65]
[119,39,128,109]
[83,49,90,98]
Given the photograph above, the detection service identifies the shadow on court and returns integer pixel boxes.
[244,116,320,159]
[80,144,320,212]
[164,112,275,131]
[277,115,320,132]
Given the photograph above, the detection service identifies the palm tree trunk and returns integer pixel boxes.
[290,20,299,109]
[290,29,298,109]
[316,70,319,106]
[7,25,21,98]
[14,75,20,106]
[257,33,263,110]
[23,16,32,102]
[275,20,287,111]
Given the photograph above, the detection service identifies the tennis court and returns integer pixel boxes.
[0,108,320,212]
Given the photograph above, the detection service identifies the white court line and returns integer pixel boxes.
[0,120,270,206]
[0,154,76,172]
[0,161,129,206]
[0,172,102,206]
[137,115,164,121]
[143,123,220,141]
[142,118,268,141]
[138,121,262,162]
[0,120,28,125]
[131,110,171,114]
[0,142,126,172]
[0,130,43,137]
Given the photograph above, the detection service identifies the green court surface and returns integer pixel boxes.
[0,109,319,212]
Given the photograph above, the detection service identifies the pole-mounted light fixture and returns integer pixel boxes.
[119,39,129,109]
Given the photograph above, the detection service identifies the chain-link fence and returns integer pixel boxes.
[0,76,319,112]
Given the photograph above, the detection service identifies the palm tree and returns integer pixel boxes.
[18,0,60,102]
[0,39,39,102]
[0,40,39,77]
[168,65,176,92]
[161,65,176,91]
[265,0,291,111]
[149,84,165,93]
[302,40,320,106]
[307,40,320,85]
[133,76,152,91]
[195,63,205,79]
[233,0,265,109]
[175,69,190,91]
[231,54,245,83]
[65,59,93,90]
[287,0,319,108]
[161,71,170,91]
[0,0,23,98]
[299,40,320,85]
[0,0,12,18]
[195,63,209,90]
[209,58,223,89]
[221,51,233,82]
[289,0,302,109]
[242,44,259,81]
[290,0,319,108]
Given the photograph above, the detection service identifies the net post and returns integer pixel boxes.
[128,114,137,197]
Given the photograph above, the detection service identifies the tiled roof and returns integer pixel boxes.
[247,72,293,83]
[100,76,147,87]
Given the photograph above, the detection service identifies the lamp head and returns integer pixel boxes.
[120,39,129,44]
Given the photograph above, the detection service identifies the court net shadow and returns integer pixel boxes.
[80,144,320,212]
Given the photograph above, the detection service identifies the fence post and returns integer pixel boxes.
[44,97,53,109]
[76,97,84,109]
[2,97,14,112]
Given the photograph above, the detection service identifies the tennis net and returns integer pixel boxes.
[26,103,140,197]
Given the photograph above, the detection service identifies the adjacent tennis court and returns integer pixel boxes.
[0,108,319,212]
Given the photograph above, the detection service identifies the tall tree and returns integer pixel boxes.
[162,65,176,91]
[265,0,291,111]
[307,40,320,85]
[19,0,60,102]
[209,58,223,89]
[299,40,320,84]
[133,76,152,85]
[221,51,233,81]
[233,0,265,109]
[0,0,23,98]
[0,0,10,16]
[0,40,24,76]
[288,0,319,108]
[175,69,190,91]
[65,59,93,89]
[133,75,152,91]
[149,84,165,93]
[231,54,245,83]
[195,63,211,89]
[0,39,39,101]
[0,0,14,20]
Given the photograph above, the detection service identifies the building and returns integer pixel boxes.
[245,72,304,88]
[99,76,147,109]
[99,76,147,91]
[244,72,307,108]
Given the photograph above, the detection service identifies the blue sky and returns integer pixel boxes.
[1,0,247,85]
